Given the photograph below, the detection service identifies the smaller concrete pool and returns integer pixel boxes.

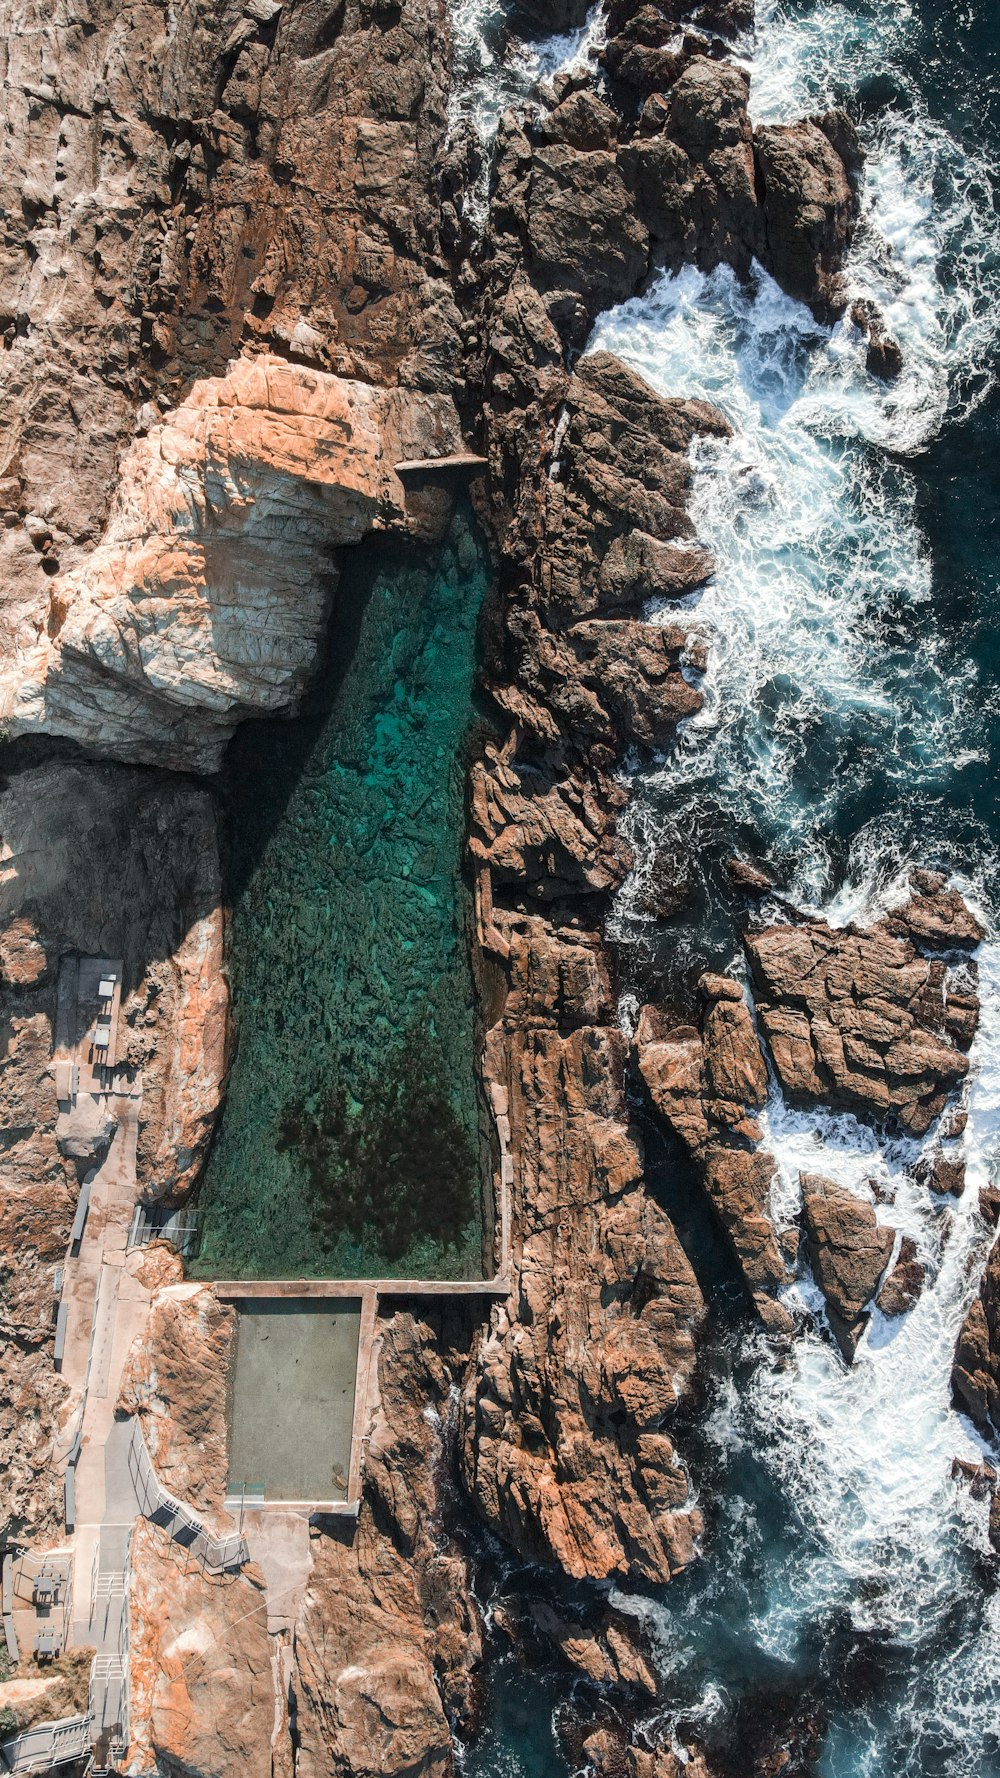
[227,1300,361,1504]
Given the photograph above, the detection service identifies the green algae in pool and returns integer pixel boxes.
[192,507,491,1280]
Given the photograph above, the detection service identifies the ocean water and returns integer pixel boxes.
[455,2,1000,1775]
[193,507,490,1281]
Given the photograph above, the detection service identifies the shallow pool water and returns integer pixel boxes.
[193,505,491,1281]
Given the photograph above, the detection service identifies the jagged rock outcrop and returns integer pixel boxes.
[636,975,793,1332]
[800,1172,894,1360]
[745,902,979,1137]
[464,913,706,1583]
[0,0,461,739]
[3,358,460,769]
[953,1239,1000,1440]
[876,1236,925,1318]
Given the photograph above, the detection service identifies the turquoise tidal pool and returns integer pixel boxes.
[192,504,491,1281]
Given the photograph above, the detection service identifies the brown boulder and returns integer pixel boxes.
[802,1173,894,1359]
[953,1240,1000,1439]
[885,871,986,950]
[753,114,861,319]
[876,1237,925,1317]
[915,1154,966,1197]
[745,915,977,1136]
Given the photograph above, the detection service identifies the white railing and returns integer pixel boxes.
[0,1715,91,1774]
[127,1421,248,1575]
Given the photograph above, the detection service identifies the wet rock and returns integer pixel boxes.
[745,913,978,1136]
[981,1186,1000,1228]
[525,1600,658,1696]
[876,1236,925,1317]
[581,1725,713,1778]
[953,1238,1000,1439]
[915,1154,967,1197]
[801,1172,894,1360]
[726,856,777,896]
[753,113,861,318]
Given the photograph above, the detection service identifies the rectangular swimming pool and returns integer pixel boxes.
[227,1300,362,1503]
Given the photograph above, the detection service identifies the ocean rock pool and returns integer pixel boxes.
[192,503,491,1281]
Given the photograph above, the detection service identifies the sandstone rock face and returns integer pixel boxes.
[3,357,460,769]
[801,1173,894,1360]
[0,0,460,730]
[0,760,225,1542]
[464,916,706,1583]
[293,1314,482,1778]
[745,907,979,1137]
[636,977,793,1332]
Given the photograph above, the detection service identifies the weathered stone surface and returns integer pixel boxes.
[954,1239,1000,1440]
[745,913,978,1136]
[885,870,986,950]
[469,748,633,902]
[127,1520,273,1778]
[3,358,460,770]
[463,916,706,1584]
[753,114,861,319]
[118,1281,235,1526]
[802,1172,894,1360]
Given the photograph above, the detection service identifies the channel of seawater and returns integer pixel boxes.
[457,3,1000,1776]
[193,504,492,1281]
